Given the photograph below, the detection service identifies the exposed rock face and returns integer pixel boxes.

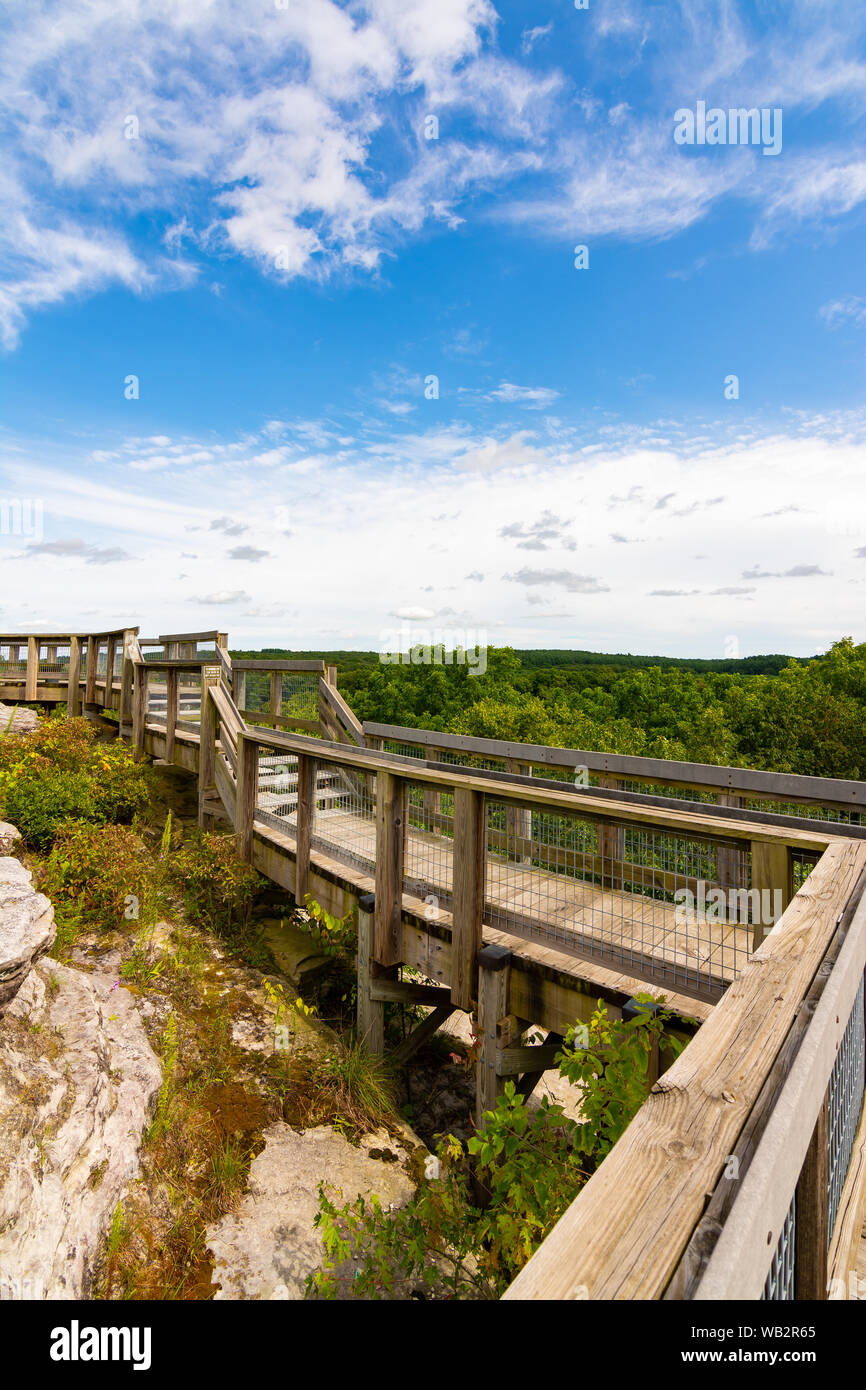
[0,704,38,738]
[0,857,56,1018]
[207,1122,419,1300]
[0,960,161,1299]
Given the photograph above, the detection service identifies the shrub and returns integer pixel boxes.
[168,831,263,938]
[1,767,98,849]
[45,822,157,929]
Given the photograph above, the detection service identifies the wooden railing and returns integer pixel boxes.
[4,625,866,1299]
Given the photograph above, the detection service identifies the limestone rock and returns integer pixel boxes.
[0,704,38,738]
[0,823,21,856]
[0,959,161,1299]
[207,1122,418,1300]
[0,857,56,1018]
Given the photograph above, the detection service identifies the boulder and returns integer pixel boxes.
[0,857,55,1018]
[0,704,38,738]
[0,959,161,1299]
[207,1121,419,1300]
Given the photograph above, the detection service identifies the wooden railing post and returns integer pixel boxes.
[104,636,117,703]
[233,668,246,711]
[476,944,511,1123]
[198,684,217,830]
[165,667,178,763]
[374,770,404,968]
[795,1095,830,1299]
[505,760,532,861]
[119,634,133,731]
[237,733,258,862]
[598,776,625,890]
[67,636,81,717]
[269,671,282,723]
[294,752,314,906]
[750,840,792,950]
[451,786,485,1010]
[25,636,38,701]
[357,893,385,1054]
[84,635,97,708]
[132,663,147,761]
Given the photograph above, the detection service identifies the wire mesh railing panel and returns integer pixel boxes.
[403,782,455,908]
[310,761,377,874]
[761,1193,796,1300]
[36,643,70,677]
[828,975,866,1237]
[482,802,754,994]
[0,644,27,673]
[145,673,167,727]
[383,739,425,760]
[177,672,202,732]
[791,850,822,894]
[281,673,319,722]
[95,643,108,676]
[254,749,299,834]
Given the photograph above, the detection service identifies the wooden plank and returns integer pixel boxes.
[319,677,364,745]
[66,636,81,717]
[357,899,384,1054]
[132,664,147,762]
[25,636,38,701]
[750,841,792,950]
[451,786,485,1010]
[234,725,838,853]
[294,752,314,907]
[828,1087,866,1296]
[213,753,237,824]
[502,841,866,1301]
[157,629,222,644]
[369,980,453,1007]
[497,1044,563,1077]
[84,637,98,706]
[795,1096,830,1299]
[165,667,178,763]
[231,659,326,672]
[236,734,258,863]
[269,670,282,719]
[392,1004,454,1067]
[233,669,246,710]
[476,944,511,1122]
[198,686,217,829]
[374,771,404,967]
[362,722,866,812]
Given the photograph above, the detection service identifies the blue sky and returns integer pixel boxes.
[1,0,865,656]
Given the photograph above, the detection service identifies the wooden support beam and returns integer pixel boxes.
[84,637,98,707]
[105,636,117,692]
[132,664,147,762]
[795,1095,830,1299]
[236,734,258,863]
[25,636,38,701]
[294,752,314,907]
[233,669,246,710]
[198,687,217,829]
[374,770,404,968]
[66,636,81,717]
[598,776,624,890]
[750,841,792,950]
[165,667,178,763]
[357,896,384,1054]
[270,670,282,719]
[476,943,511,1124]
[505,759,532,862]
[451,786,485,1010]
[497,1044,562,1076]
[369,979,454,1007]
[327,664,337,688]
[392,1004,454,1067]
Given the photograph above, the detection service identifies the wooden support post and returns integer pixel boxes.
[750,840,792,951]
[119,638,133,730]
[84,636,97,707]
[236,734,258,861]
[327,664,337,688]
[598,777,624,890]
[374,770,404,968]
[451,786,485,1010]
[716,794,746,889]
[476,944,511,1124]
[269,671,282,722]
[67,636,81,717]
[46,644,57,665]
[295,752,314,907]
[105,637,117,697]
[165,667,178,764]
[357,895,385,1054]
[198,685,217,830]
[505,760,532,862]
[795,1095,830,1299]
[25,636,38,701]
[233,669,246,711]
[132,663,147,762]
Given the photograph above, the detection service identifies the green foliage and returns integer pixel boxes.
[167,830,263,938]
[308,998,682,1299]
[557,997,686,1158]
[0,714,149,848]
[44,821,157,930]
